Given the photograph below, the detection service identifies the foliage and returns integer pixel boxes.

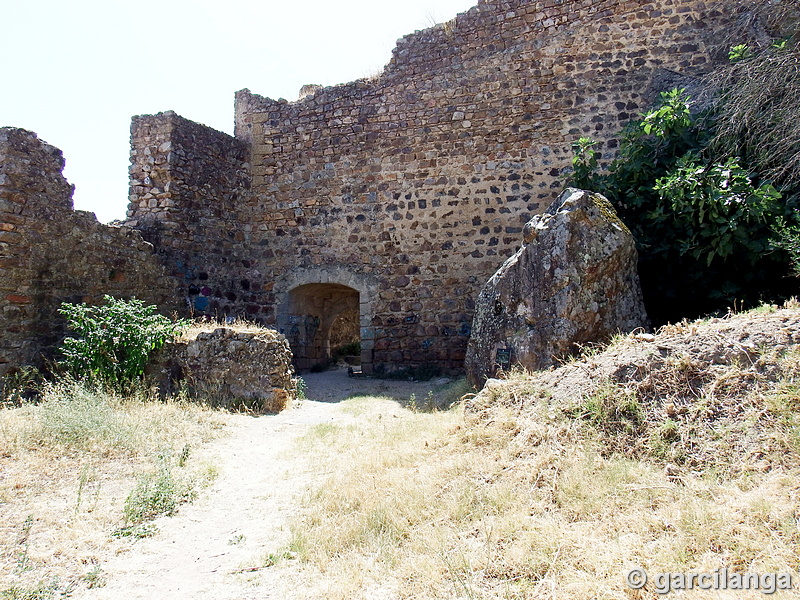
[1,367,41,407]
[728,43,753,62]
[0,581,58,600]
[774,219,800,277]
[334,341,361,358]
[570,137,601,191]
[573,381,644,437]
[295,376,307,400]
[652,155,782,266]
[58,296,187,387]
[569,88,797,324]
[122,451,194,525]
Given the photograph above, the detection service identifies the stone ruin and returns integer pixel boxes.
[0,0,758,383]
[151,327,297,413]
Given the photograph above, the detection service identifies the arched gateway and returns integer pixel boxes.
[275,267,377,374]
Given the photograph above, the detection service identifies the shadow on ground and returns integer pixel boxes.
[299,366,466,405]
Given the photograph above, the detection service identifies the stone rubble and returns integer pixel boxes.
[155,326,297,413]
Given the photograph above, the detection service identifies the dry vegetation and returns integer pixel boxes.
[175,317,276,343]
[4,307,800,599]
[0,381,229,598]
[255,306,800,599]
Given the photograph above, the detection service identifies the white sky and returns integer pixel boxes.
[1,0,477,223]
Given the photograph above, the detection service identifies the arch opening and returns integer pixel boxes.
[285,283,361,371]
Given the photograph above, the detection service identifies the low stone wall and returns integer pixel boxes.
[157,327,296,413]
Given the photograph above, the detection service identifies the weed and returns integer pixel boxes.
[0,580,58,600]
[295,376,307,401]
[406,391,436,412]
[75,464,101,513]
[407,379,474,413]
[177,443,191,467]
[122,452,194,525]
[261,550,295,567]
[647,418,681,460]
[111,523,159,539]
[14,515,34,573]
[82,566,105,589]
[38,380,137,451]
[1,367,42,407]
[201,462,220,482]
[573,380,644,437]
[441,550,477,600]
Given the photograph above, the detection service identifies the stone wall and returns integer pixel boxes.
[126,111,251,318]
[1,0,756,377]
[153,326,296,413]
[0,127,179,375]
[227,0,732,373]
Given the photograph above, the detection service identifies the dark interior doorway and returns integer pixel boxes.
[285,283,360,371]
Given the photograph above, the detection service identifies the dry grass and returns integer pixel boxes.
[5,308,799,598]
[0,380,229,597]
[176,316,278,343]
[265,394,800,599]
[705,0,800,190]
[262,312,800,599]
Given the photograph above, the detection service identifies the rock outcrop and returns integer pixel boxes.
[465,188,649,387]
[154,326,297,412]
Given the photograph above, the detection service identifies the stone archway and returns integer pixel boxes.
[276,266,377,374]
[284,283,360,371]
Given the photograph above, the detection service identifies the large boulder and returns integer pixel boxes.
[465,188,649,387]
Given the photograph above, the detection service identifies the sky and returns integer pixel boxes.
[1,0,478,223]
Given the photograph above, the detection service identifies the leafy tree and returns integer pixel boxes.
[58,296,187,387]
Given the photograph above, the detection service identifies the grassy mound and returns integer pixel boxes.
[277,306,800,599]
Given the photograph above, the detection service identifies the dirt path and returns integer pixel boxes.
[75,368,444,600]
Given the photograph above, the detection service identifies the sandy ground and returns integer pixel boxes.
[73,368,446,600]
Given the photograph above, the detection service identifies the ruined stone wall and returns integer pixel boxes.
[152,326,296,413]
[227,0,732,373]
[0,128,179,375]
[126,112,251,318]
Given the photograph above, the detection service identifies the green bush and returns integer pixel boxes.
[774,219,800,277]
[333,341,361,357]
[58,296,187,387]
[570,88,797,324]
[652,154,782,266]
